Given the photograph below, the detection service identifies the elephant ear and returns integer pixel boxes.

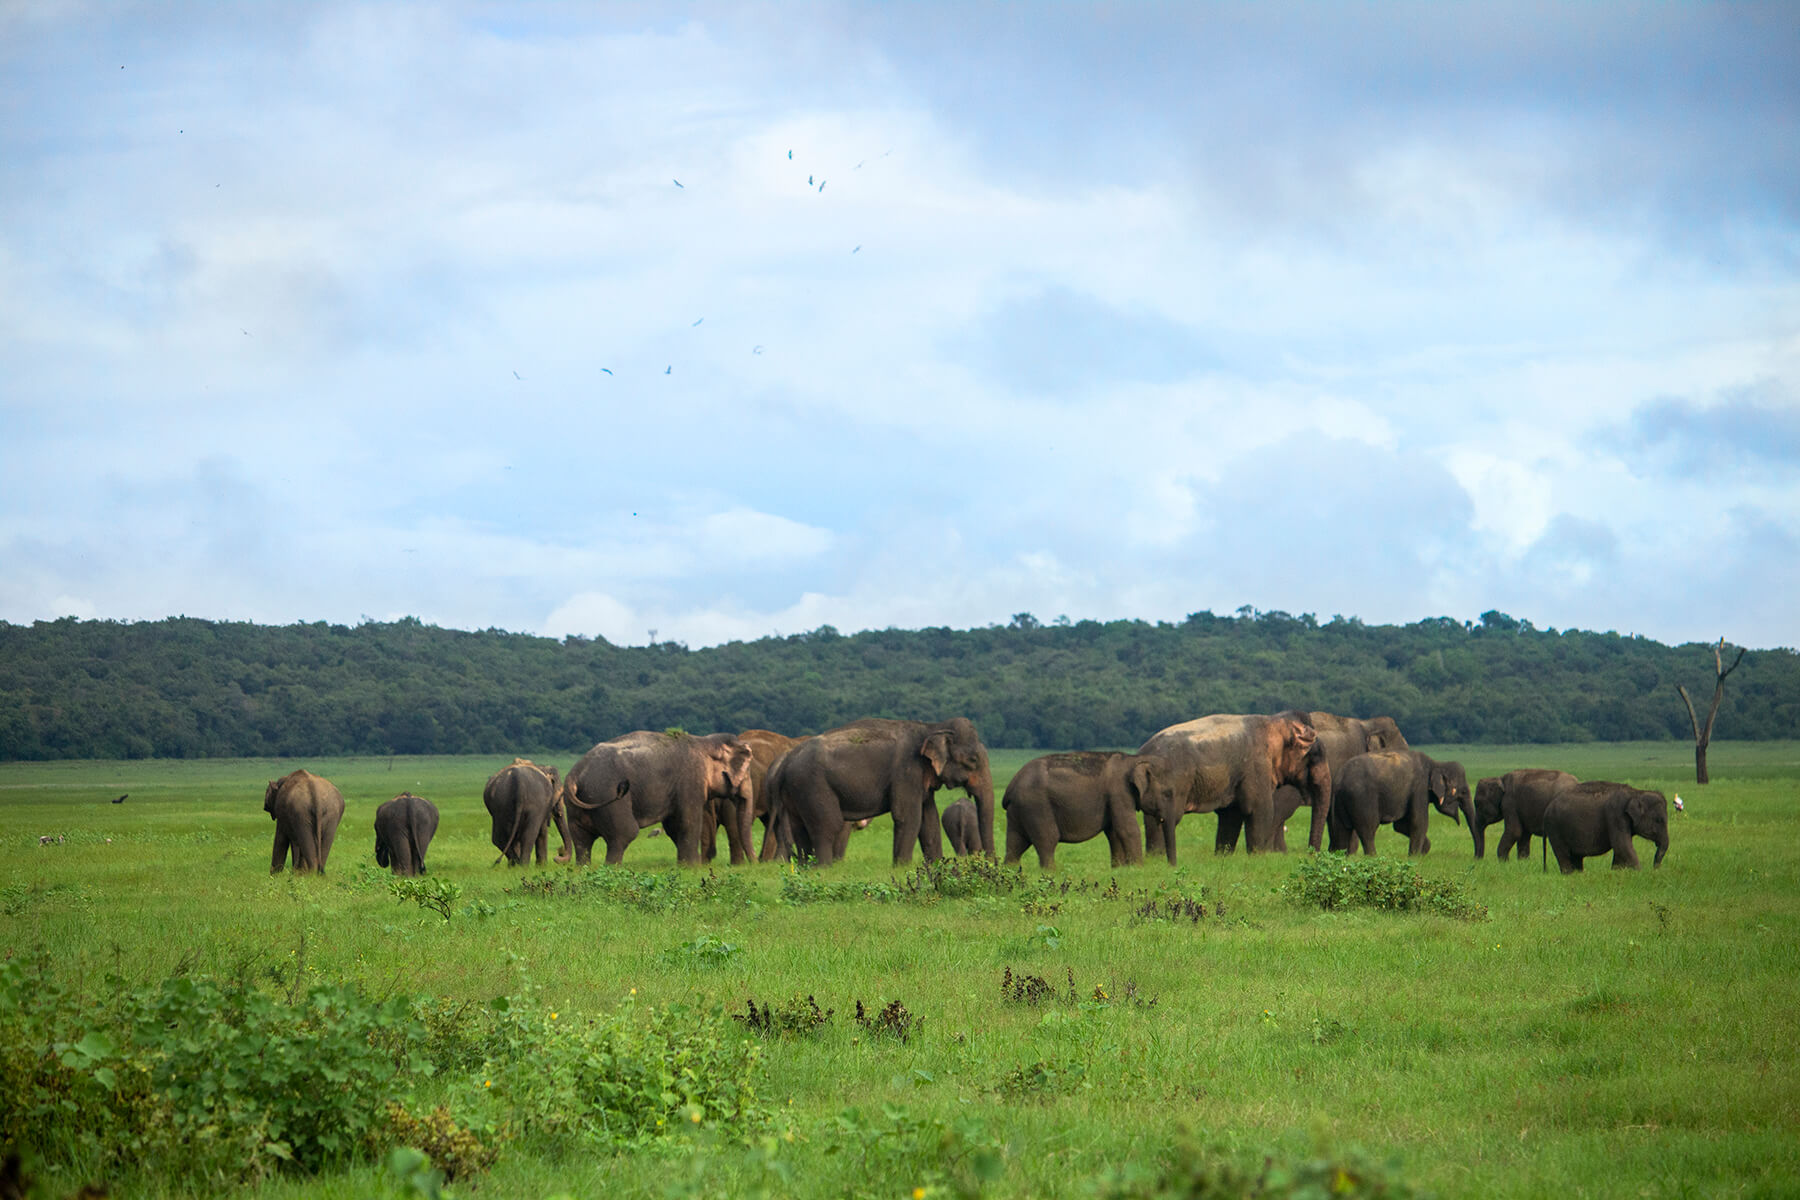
[919,731,952,789]
[1626,791,1657,829]
[1128,759,1153,805]
[542,763,559,790]
[263,778,281,813]
[375,835,390,867]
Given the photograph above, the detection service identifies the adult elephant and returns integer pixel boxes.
[1216,710,1406,853]
[484,758,570,866]
[941,798,982,856]
[1543,781,1669,873]
[562,731,755,866]
[1214,714,1335,853]
[1328,750,1471,856]
[1137,712,1323,861]
[264,769,345,874]
[374,792,439,876]
[710,729,810,864]
[1306,712,1410,779]
[1002,751,1171,869]
[1470,769,1578,860]
[764,717,994,866]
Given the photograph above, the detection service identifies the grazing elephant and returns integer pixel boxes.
[1543,781,1669,873]
[485,758,570,866]
[264,769,345,874]
[563,731,755,866]
[1470,769,1578,860]
[1136,712,1324,862]
[941,798,982,856]
[374,792,439,876]
[1328,750,1471,855]
[1002,751,1170,869]
[765,717,995,866]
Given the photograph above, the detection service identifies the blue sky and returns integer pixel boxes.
[3,2,1797,648]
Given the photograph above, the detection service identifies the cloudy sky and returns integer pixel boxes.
[3,2,1798,650]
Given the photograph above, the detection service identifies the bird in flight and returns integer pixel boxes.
[601,367,613,375]
[672,179,684,188]
[752,345,763,354]
[692,317,703,326]
[852,245,861,254]
[513,371,522,380]
[665,365,672,374]
[818,179,826,193]
[808,175,813,186]
[788,149,793,160]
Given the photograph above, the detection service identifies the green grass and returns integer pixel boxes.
[3,743,1798,1198]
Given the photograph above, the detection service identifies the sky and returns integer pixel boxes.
[3,2,1798,650]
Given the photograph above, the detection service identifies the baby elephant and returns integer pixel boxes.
[1003,751,1171,869]
[940,798,982,856]
[1543,781,1668,873]
[374,792,440,876]
[1470,768,1578,859]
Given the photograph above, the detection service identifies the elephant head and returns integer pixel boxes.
[1128,755,1175,819]
[263,778,282,816]
[1428,759,1473,828]
[1626,789,1670,866]
[700,734,756,809]
[1363,716,1408,754]
[919,717,995,856]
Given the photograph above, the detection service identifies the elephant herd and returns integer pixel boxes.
[262,710,1670,878]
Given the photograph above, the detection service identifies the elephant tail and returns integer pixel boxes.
[406,797,432,870]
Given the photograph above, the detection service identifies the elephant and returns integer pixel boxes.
[764,716,995,866]
[562,731,755,866]
[484,758,570,866]
[1328,750,1471,855]
[1470,769,1578,860]
[941,798,982,856]
[1136,711,1325,861]
[1214,715,1334,853]
[374,792,439,876]
[1001,751,1171,869]
[1215,710,1407,853]
[263,769,345,874]
[1543,781,1669,873]
[698,729,810,864]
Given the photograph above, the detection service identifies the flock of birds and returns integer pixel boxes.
[512,145,891,384]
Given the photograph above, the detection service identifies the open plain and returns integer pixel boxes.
[3,741,1797,1199]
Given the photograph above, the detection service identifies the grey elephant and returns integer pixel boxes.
[1215,715,1335,853]
[374,792,439,876]
[1328,750,1471,856]
[941,798,982,856]
[704,729,809,864]
[1136,712,1325,861]
[1216,710,1408,853]
[1543,781,1669,873]
[1002,751,1170,869]
[563,731,755,866]
[764,717,995,866]
[264,769,345,874]
[1470,769,1578,859]
[484,758,570,866]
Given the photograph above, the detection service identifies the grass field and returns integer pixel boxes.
[3,741,1798,1199]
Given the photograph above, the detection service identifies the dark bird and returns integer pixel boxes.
[787,149,793,160]
[513,370,522,380]
[113,794,127,804]
[665,365,672,374]
[601,367,613,375]
[852,245,861,254]
[818,179,826,192]
[808,174,813,185]
[692,317,703,326]
[242,329,251,335]
[672,178,683,188]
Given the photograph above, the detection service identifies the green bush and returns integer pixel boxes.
[1282,854,1488,921]
[476,995,768,1151]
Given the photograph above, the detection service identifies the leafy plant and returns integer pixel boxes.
[382,1102,498,1182]
[1282,854,1488,921]
[733,996,835,1037]
[897,856,1027,899]
[659,932,745,968]
[853,999,921,1043]
[389,875,462,921]
[994,1057,1089,1101]
[1097,1142,1429,1199]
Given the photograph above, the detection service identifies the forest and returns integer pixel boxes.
[0,609,1793,761]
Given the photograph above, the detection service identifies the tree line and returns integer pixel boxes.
[0,610,1792,761]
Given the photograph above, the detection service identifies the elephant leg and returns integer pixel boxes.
[603,822,637,866]
[757,812,782,862]
[889,801,923,866]
[1497,820,1519,861]
[720,801,752,866]
[1003,812,1028,865]
[270,827,291,873]
[318,815,340,871]
[918,799,946,863]
[1215,808,1245,855]
[1514,832,1532,862]
[1407,807,1430,855]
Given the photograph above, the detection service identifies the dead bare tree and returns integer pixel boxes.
[1676,638,1746,784]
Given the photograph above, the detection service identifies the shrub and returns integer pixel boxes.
[382,1103,498,1181]
[1282,855,1487,921]
[853,1000,921,1043]
[1098,1143,1430,1198]
[733,996,835,1037]
[477,996,768,1151]
[658,933,745,968]
[897,856,1026,899]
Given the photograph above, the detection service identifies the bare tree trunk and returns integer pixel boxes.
[1676,638,1746,785]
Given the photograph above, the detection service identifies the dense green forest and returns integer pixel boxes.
[0,610,1793,760]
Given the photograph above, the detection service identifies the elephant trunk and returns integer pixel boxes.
[1652,828,1668,868]
[970,765,997,857]
[1305,767,1332,852]
[1471,818,1486,859]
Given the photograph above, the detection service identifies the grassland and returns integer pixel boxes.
[3,741,1798,1199]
